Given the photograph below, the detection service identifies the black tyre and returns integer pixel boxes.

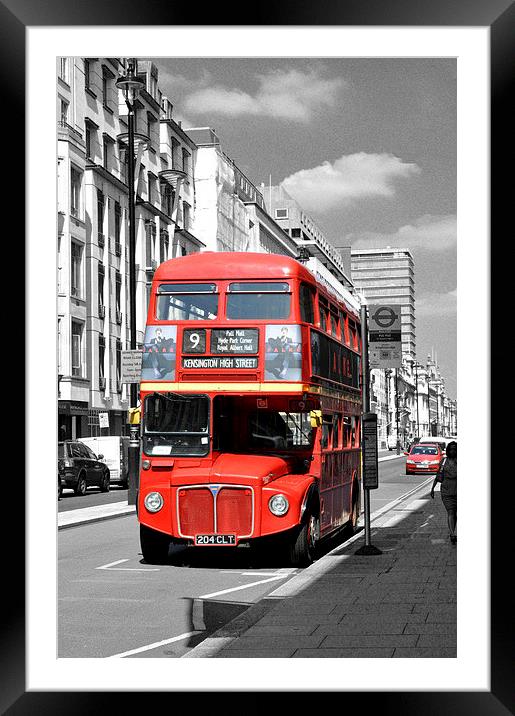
[74,474,87,496]
[288,511,320,567]
[140,524,171,564]
[100,471,110,492]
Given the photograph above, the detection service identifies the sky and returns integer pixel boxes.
[149,57,457,398]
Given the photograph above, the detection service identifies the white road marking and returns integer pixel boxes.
[96,558,160,572]
[199,574,287,600]
[96,559,129,569]
[107,632,197,658]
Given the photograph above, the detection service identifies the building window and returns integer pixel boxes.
[85,125,92,159]
[171,138,181,170]
[116,339,122,386]
[275,208,288,220]
[146,221,156,266]
[71,242,83,298]
[98,263,105,310]
[84,59,93,92]
[70,165,82,218]
[182,149,190,177]
[58,57,68,83]
[115,271,122,315]
[60,98,68,125]
[99,335,105,381]
[71,321,83,377]
[114,201,121,253]
[103,136,109,170]
[162,185,172,217]
[183,202,191,231]
[97,190,104,237]
[102,67,110,109]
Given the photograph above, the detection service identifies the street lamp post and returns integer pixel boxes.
[116,59,145,506]
[395,368,401,455]
[414,361,420,437]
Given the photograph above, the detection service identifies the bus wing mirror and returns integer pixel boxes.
[310,410,322,427]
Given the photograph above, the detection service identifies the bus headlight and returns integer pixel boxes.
[269,494,289,516]
[144,491,164,513]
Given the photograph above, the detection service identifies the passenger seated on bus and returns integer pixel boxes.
[248,411,293,450]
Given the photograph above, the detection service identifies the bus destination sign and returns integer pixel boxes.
[211,328,259,354]
[182,356,258,370]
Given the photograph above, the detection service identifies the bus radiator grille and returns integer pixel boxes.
[177,486,253,537]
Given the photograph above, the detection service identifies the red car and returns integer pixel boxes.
[405,443,443,474]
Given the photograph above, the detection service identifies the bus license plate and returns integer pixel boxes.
[195,534,236,546]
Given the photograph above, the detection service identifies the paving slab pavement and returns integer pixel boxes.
[183,481,456,658]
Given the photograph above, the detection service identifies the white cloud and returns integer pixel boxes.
[281,153,421,211]
[417,289,457,317]
[348,215,457,252]
[182,67,346,122]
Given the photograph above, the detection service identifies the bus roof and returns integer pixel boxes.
[153,252,316,283]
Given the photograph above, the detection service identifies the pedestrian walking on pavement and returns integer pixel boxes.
[431,440,457,544]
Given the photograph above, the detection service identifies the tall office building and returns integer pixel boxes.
[351,247,416,359]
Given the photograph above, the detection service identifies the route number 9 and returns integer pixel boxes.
[189,333,200,349]
[183,329,206,353]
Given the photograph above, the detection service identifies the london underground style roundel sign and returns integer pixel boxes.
[370,305,400,331]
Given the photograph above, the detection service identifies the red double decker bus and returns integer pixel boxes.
[138,252,362,565]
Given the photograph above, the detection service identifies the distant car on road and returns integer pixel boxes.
[405,443,444,475]
[58,441,111,495]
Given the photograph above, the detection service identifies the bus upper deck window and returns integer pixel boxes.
[226,282,290,320]
[299,283,315,323]
[156,283,218,321]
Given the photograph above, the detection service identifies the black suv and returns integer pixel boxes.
[58,441,110,495]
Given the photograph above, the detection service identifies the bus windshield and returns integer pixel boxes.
[143,393,209,456]
[226,282,290,319]
[247,410,315,451]
[156,283,218,321]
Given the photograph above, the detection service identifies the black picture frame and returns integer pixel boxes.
[8,0,509,711]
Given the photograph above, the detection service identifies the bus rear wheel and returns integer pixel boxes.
[288,512,320,567]
[140,524,171,564]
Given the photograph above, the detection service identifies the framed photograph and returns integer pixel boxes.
[13,0,507,709]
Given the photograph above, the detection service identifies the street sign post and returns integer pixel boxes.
[98,412,109,430]
[368,304,402,369]
[355,302,382,556]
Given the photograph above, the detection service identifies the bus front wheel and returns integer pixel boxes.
[288,512,320,567]
[140,524,171,564]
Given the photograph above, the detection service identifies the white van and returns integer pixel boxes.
[80,436,129,487]
[386,435,399,450]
